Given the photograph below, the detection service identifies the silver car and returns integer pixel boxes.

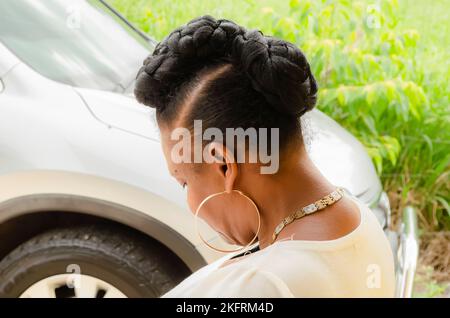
[0,0,418,298]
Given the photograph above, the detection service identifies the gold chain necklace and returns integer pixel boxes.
[271,187,345,243]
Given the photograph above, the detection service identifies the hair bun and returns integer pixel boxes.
[231,31,317,117]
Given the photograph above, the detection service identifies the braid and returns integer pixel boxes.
[231,32,317,116]
[135,16,245,111]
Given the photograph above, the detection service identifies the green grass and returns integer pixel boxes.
[108,0,450,232]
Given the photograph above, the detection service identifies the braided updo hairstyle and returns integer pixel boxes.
[135,15,317,149]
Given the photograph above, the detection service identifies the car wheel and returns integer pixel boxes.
[0,224,190,298]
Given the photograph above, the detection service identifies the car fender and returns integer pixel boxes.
[0,170,224,271]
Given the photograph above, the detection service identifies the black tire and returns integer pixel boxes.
[0,224,190,298]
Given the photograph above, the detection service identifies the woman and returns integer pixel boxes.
[134,15,395,297]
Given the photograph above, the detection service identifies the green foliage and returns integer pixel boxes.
[108,0,449,230]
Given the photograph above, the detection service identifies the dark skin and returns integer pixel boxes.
[160,120,361,263]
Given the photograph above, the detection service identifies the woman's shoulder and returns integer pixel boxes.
[163,258,295,297]
[227,243,331,275]
[245,241,335,280]
[205,248,335,297]
[210,264,295,297]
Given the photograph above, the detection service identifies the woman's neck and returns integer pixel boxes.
[249,148,337,249]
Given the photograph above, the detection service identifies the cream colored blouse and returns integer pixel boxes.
[162,194,396,298]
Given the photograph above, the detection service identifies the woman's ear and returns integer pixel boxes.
[207,142,238,193]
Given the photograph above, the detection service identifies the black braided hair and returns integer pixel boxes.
[135,15,317,146]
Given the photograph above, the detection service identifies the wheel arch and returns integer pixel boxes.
[0,193,206,272]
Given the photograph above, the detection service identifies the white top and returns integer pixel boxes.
[162,194,396,298]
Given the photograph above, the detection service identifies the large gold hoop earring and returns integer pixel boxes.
[194,190,261,254]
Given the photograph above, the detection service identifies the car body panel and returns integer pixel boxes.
[75,87,159,141]
[0,43,19,77]
[0,170,225,268]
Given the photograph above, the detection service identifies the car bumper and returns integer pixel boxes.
[387,205,419,298]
